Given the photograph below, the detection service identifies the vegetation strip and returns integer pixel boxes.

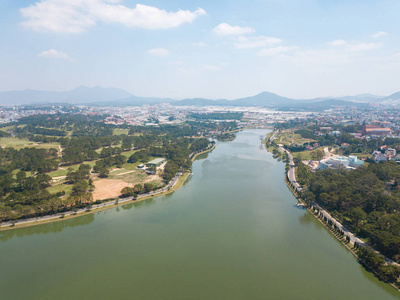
[0,145,215,231]
[265,137,400,291]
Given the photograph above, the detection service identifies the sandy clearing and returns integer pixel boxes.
[92,179,132,201]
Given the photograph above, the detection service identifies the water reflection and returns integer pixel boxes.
[194,151,210,161]
[298,211,315,225]
[0,214,95,242]
[132,197,156,208]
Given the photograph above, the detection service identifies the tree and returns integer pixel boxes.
[347,207,367,228]
[143,183,156,193]
[72,180,89,194]
[311,150,323,161]
[98,168,110,178]
[120,187,134,197]
[133,184,143,194]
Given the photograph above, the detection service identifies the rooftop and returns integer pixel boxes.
[147,158,166,165]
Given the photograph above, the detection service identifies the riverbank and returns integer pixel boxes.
[0,145,216,232]
[272,141,400,292]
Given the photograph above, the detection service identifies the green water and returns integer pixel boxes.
[1,129,399,300]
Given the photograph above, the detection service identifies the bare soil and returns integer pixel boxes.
[92,179,132,200]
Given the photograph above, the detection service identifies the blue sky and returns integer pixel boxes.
[1,0,400,99]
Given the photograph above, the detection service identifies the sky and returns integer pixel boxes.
[1,0,400,100]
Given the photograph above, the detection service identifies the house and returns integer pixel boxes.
[341,143,350,149]
[330,131,341,137]
[375,153,387,162]
[385,148,397,157]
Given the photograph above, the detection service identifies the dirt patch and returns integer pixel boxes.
[92,179,132,201]
[114,170,136,176]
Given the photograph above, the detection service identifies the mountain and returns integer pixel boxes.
[327,94,383,103]
[0,86,133,105]
[232,91,297,106]
[1,86,399,110]
[172,91,298,107]
[383,91,400,101]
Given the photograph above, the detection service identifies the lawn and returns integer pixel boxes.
[293,147,325,161]
[46,183,73,196]
[113,128,129,135]
[275,130,316,146]
[349,153,372,159]
[47,161,97,178]
[0,137,60,150]
[121,149,138,158]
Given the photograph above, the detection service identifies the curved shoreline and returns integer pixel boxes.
[268,140,400,293]
[0,145,216,232]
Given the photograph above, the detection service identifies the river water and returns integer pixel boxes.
[1,129,399,299]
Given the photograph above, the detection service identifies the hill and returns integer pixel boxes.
[0,86,133,105]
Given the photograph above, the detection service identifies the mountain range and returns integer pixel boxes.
[0,86,400,111]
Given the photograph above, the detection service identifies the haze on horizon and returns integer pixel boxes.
[1,0,400,100]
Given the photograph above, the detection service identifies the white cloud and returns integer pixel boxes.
[20,0,206,33]
[328,39,347,46]
[257,46,298,56]
[148,48,169,56]
[37,49,74,61]
[346,42,381,51]
[328,39,381,51]
[234,35,282,49]
[372,31,388,38]
[200,64,221,72]
[213,23,255,36]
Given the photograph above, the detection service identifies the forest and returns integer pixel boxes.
[298,160,400,261]
[0,113,219,222]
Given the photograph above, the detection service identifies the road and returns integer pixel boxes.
[313,203,364,246]
[270,129,279,142]
[324,147,330,158]
[277,145,302,192]
[278,146,363,245]
[277,144,399,266]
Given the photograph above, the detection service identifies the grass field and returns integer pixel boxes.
[121,149,138,158]
[275,129,316,146]
[47,161,97,178]
[46,183,73,196]
[293,147,325,161]
[349,153,372,159]
[113,128,129,135]
[0,137,60,150]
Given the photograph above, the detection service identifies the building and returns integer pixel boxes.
[330,131,341,137]
[361,122,392,136]
[146,158,166,167]
[374,153,387,162]
[341,143,350,149]
[319,155,364,170]
[386,148,397,157]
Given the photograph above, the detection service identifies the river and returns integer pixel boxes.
[0,129,399,299]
